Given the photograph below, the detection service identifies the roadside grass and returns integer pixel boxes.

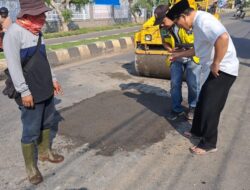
[0,53,4,60]
[47,32,135,51]
[0,23,139,59]
[44,23,139,39]
[0,32,135,59]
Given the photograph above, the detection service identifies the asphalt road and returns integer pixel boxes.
[0,14,249,190]
[220,12,249,57]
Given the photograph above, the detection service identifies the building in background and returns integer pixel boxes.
[95,0,120,5]
[0,0,145,32]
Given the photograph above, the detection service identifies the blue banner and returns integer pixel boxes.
[95,0,120,5]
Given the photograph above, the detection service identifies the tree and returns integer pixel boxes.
[45,0,90,31]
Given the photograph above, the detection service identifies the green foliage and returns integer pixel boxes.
[246,1,250,7]
[137,0,154,10]
[131,2,142,15]
[132,0,169,15]
[155,0,169,6]
[0,52,4,59]
[44,23,139,38]
[70,0,91,5]
[45,0,90,6]
[44,0,91,31]
[45,0,51,5]
[62,9,73,23]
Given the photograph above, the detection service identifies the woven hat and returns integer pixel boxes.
[17,0,52,18]
[154,4,169,25]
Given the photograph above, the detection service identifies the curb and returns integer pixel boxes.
[239,58,250,64]
[0,36,135,81]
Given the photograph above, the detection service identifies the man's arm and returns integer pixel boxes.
[211,32,229,77]
[3,28,31,97]
[169,48,195,62]
[49,66,63,95]
[3,27,34,107]
[163,42,173,51]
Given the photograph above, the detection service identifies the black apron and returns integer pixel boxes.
[16,34,54,105]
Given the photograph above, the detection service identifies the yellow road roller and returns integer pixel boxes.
[134,0,220,79]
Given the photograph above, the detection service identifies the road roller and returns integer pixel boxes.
[134,0,220,79]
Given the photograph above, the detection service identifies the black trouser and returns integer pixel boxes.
[191,71,236,149]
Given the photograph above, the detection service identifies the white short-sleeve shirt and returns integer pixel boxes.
[193,11,239,76]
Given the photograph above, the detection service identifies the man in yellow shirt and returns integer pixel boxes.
[156,13,201,120]
[142,4,169,28]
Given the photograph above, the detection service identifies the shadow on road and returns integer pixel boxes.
[242,18,250,23]
[51,110,64,144]
[122,61,138,77]
[240,62,250,67]
[120,83,193,139]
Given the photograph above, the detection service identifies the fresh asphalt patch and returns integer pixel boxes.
[58,87,192,156]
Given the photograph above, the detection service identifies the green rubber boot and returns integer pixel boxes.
[38,129,64,163]
[21,143,43,185]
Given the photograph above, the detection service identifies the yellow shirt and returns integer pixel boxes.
[164,26,199,66]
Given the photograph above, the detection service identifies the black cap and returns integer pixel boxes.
[166,0,190,21]
[0,7,8,14]
[154,4,169,25]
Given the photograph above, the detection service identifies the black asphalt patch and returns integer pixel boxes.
[58,88,188,156]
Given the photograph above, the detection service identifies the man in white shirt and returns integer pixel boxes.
[167,0,239,155]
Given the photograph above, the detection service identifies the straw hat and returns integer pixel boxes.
[17,0,52,18]
[154,4,169,25]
